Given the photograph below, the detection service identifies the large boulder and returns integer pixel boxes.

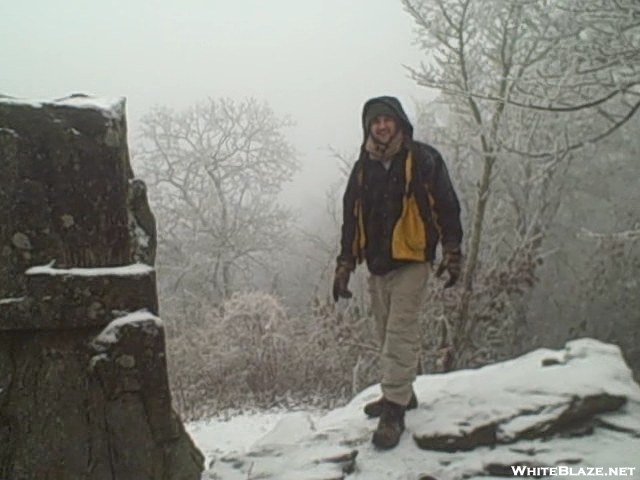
[0,94,202,480]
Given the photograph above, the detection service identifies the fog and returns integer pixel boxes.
[3,0,638,427]
[1,0,427,202]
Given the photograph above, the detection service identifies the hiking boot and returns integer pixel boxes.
[371,399,405,449]
[364,391,417,418]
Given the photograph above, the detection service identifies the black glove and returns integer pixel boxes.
[435,245,462,288]
[332,262,353,302]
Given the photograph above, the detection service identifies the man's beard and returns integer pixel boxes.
[365,130,404,160]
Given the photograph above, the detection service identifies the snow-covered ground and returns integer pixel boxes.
[187,339,640,480]
[187,408,323,469]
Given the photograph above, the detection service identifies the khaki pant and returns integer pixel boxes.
[368,262,429,406]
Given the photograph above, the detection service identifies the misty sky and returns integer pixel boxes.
[1,0,430,202]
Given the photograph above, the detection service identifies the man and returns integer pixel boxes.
[332,96,463,449]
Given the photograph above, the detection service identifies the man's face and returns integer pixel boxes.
[369,115,399,144]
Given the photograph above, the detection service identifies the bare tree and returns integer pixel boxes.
[403,0,640,368]
[136,98,298,304]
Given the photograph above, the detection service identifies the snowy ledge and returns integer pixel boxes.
[0,94,125,120]
[198,338,640,480]
[0,297,26,305]
[26,262,153,277]
[94,309,162,345]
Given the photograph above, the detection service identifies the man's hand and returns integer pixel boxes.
[435,245,462,288]
[332,262,353,302]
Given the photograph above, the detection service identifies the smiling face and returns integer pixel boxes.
[369,114,399,145]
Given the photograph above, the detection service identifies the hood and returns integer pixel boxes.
[361,96,414,140]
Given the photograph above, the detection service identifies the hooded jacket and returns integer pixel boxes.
[338,96,462,274]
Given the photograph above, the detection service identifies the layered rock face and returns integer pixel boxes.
[0,95,203,480]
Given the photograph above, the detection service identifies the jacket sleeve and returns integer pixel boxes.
[337,162,360,270]
[421,146,463,250]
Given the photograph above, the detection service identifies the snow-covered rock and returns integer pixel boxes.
[200,338,640,480]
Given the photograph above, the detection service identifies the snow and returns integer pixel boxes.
[0,297,25,305]
[53,94,125,119]
[134,225,150,248]
[187,410,307,466]
[26,262,153,277]
[405,339,640,441]
[190,339,640,480]
[89,353,109,370]
[93,309,161,345]
[0,127,19,138]
[0,94,125,120]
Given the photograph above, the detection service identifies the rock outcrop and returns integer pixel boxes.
[0,94,203,480]
[204,339,640,480]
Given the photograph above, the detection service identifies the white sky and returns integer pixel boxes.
[1,0,430,202]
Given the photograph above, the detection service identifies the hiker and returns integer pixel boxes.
[332,96,463,449]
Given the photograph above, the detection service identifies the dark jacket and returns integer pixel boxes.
[338,96,463,275]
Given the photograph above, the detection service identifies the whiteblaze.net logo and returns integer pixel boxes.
[511,466,637,477]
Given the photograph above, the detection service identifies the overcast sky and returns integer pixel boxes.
[1,0,430,202]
